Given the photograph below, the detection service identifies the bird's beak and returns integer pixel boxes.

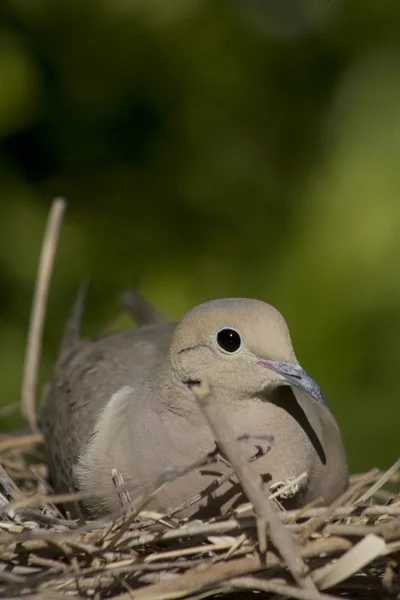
[258,360,326,406]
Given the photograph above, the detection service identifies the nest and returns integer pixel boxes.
[0,430,399,600]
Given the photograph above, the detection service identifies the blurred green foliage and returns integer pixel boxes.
[1,0,400,473]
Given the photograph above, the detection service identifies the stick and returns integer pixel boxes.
[0,433,43,453]
[21,198,67,432]
[355,457,400,505]
[192,380,316,592]
[228,576,341,600]
[297,468,379,543]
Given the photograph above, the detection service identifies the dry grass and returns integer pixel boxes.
[0,432,399,600]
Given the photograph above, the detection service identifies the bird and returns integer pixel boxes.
[40,294,348,518]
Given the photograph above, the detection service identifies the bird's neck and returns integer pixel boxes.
[158,357,207,426]
[158,357,257,425]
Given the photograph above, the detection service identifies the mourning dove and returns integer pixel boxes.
[40,296,348,518]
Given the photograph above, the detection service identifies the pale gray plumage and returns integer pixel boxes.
[40,297,348,518]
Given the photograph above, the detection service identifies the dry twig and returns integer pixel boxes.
[21,197,67,431]
[192,380,316,593]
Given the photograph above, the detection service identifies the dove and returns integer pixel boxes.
[40,295,348,518]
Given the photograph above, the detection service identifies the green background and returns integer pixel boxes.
[0,0,399,474]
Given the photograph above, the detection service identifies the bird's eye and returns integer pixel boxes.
[216,327,242,353]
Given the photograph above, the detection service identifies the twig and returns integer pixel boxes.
[144,541,244,563]
[0,488,93,518]
[323,519,400,540]
[281,504,400,521]
[234,471,309,517]
[21,197,67,432]
[355,457,400,505]
[124,518,253,549]
[228,576,341,600]
[0,433,44,453]
[297,468,380,543]
[311,533,386,590]
[192,380,316,592]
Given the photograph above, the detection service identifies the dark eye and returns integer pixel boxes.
[216,327,242,353]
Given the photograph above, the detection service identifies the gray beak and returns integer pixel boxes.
[258,360,326,406]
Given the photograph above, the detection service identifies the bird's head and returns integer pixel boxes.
[168,298,325,406]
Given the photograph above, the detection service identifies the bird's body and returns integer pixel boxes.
[40,298,348,518]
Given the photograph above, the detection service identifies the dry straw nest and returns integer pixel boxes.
[0,426,399,600]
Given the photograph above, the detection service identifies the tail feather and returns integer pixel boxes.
[57,279,90,363]
[119,289,166,326]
